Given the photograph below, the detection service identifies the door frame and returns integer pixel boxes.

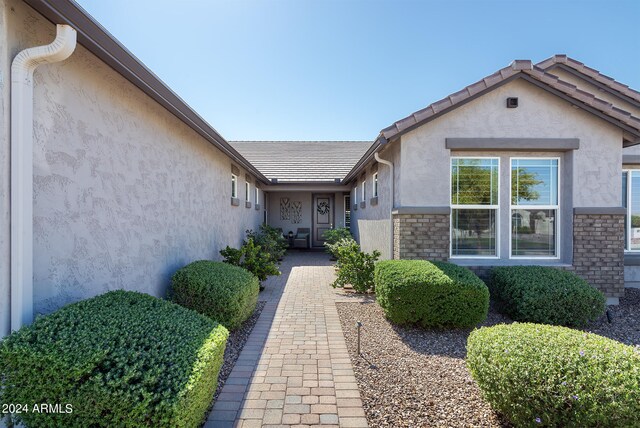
[311,193,335,247]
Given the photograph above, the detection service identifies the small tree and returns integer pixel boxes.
[220,238,280,284]
[331,238,380,293]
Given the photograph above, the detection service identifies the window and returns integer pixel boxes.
[373,173,378,197]
[623,170,640,251]
[255,187,259,205]
[510,158,559,258]
[353,186,358,204]
[344,195,351,228]
[451,158,499,257]
[231,174,237,198]
[361,180,366,201]
[245,181,250,202]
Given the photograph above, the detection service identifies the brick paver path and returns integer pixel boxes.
[206,251,368,428]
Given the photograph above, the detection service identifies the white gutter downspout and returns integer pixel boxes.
[374,152,394,259]
[11,25,77,331]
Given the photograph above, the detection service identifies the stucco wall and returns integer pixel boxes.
[0,0,10,336]
[400,78,623,209]
[267,191,346,245]
[350,143,399,260]
[1,0,263,328]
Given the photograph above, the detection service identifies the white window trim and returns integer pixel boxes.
[361,180,366,201]
[344,195,351,227]
[623,169,638,253]
[353,186,358,204]
[509,157,561,260]
[373,172,378,197]
[245,181,251,202]
[450,156,500,259]
[231,174,238,198]
[255,187,259,205]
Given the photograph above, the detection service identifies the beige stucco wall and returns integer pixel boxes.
[0,0,263,333]
[400,78,623,209]
[0,1,10,336]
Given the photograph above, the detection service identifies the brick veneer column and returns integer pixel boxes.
[572,213,625,299]
[392,213,450,260]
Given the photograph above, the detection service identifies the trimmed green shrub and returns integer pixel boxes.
[323,227,353,257]
[490,266,605,327]
[246,224,288,263]
[220,238,281,283]
[331,238,380,293]
[467,323,640,427]
[171,260,259,329]
[0,291,228,428]
[375,260,489,327]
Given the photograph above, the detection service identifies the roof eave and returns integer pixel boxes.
[24,0,270,184]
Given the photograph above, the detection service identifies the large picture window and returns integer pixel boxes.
[510,158,559,258]
[451,158,499,257]
[623,170,640,251]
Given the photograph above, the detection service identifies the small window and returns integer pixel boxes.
[255,187,259,205]
[231,174,238,198]
[373,173,378,197]
[344,195,351,228]
[245,181,250,202]
[353,186,358,204]
[361,180,366,201]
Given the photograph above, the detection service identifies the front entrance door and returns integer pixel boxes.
[312,194,334,247]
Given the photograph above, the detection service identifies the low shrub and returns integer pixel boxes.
[331,238,380,293]
[0,291,228,428]
[246,224,288,263]
[375,260,489,328]
[490,266,605,327]
[467,323,640,427]
[171,260,259,329]
[220,238,280,282]
[323,227,353,257]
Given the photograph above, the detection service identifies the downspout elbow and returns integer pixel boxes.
[374,152,394,259]
[10,25,77,332]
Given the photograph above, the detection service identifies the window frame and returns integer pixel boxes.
[623,169,640,253]
[344,195,351,228]
[353,186,358,204]
[245,180,251,202]
[449,156,501,259]
[255,187,259,205]
[373,172,379,198]
[509,157,561,260]
[231,174,238,198]
[361,179,366,201]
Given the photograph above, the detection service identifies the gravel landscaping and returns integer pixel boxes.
[336,288,640,427]
[212,300,266,401]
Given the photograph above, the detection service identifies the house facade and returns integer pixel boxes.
[1,0,638,336]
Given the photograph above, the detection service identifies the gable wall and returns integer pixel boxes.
[399,78,623,209]
[0,0,263,333]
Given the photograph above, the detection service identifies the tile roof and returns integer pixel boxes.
[379,60,640,142]
[537,55,640,104]
[229,141,373,183]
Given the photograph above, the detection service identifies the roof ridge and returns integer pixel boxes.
[537,54,640,104]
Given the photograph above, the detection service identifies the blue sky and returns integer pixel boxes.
[76,0,640,141]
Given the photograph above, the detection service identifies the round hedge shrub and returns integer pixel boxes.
[467,323,640,427]
[171,260,259,330]
[375,260,489,328]
[0,291,228,428]
[490,266,605,327]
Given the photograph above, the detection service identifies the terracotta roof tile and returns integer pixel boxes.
[537,55,640,103]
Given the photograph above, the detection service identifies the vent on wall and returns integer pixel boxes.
[506,97,519,108]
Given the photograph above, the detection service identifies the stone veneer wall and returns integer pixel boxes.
[572,213,625,299]
[392,212,624,300]
[392,213,449,260]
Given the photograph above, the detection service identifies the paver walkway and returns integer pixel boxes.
[206,251,368,428]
